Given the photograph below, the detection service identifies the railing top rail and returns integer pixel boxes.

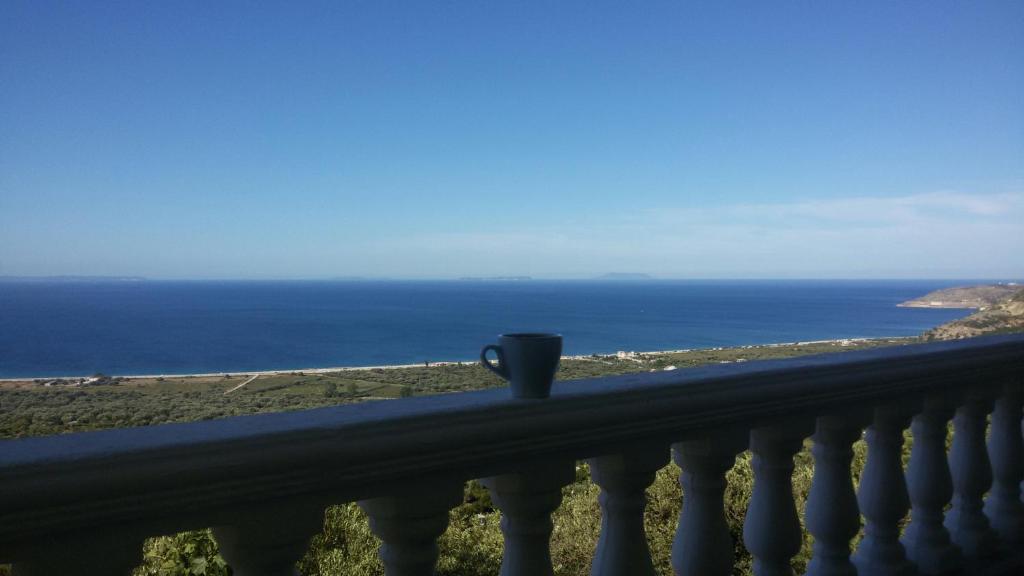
[1,334,1022,545]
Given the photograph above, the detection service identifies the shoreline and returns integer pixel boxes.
[0,336,911,382]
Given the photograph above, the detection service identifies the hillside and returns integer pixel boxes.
[898,283,1020,309]
[924,287,1024,340]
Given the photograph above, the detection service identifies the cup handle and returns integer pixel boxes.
[480,344,509,379]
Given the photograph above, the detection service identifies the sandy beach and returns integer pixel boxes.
[0,336,902,383]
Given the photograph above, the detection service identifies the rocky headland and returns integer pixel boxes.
[903,283,1024,340]
[898,283,1020,309]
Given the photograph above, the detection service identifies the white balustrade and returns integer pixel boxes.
[482,460,576,576]
[945,390,998,561]
[586,445,669,576]
[212,499,325,576]
[2,335,1022,576]
[804,412,868,576]
[984,382,1024,546]
[359,480,465,576]
[744,421,814,576]
[851,404,914,576]
[671,429,748,576]
[901,394,962,574]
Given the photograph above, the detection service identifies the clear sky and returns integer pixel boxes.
[2,1,1021,279]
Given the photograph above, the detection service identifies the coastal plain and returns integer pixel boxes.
[0,338,907,439]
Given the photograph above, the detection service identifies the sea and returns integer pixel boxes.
[0,279,977,378]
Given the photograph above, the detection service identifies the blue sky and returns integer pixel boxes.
[2,1,1021,279]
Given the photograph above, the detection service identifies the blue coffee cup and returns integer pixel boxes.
[481,333,562,399]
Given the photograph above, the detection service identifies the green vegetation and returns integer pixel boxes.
[1,340,906,439]
[0,338,910,575]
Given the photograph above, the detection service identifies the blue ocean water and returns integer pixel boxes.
[0,280,974,378]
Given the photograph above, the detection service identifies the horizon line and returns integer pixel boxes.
[1,275,1021,283]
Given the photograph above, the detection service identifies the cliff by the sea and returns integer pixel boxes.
[898,283,1020,309]
[907,284,1024,340]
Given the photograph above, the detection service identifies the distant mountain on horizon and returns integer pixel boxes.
[457,276,533,281]
[598,272,653,280]
[0,275,147,282]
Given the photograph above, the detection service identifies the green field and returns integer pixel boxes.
[0,338,909,440]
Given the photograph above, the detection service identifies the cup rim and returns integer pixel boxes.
[499,332,562,340]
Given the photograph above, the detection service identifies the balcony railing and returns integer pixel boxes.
[1,334,1022,575]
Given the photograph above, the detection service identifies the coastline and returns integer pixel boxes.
[3,280,974,384]
[0,336,911,382]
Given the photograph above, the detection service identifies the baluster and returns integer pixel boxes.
[11,531,144,576]
[482,459,576,576]
[804,412,868,576]
[985,381,1024,545]
[213,498,325,576]
[743,420,814,576]
[359,479,465,576]
[672,429,748,576]
[901,394,962,574]
[851,403,914,576]
[944,389,998,560]
[586,445,670,576]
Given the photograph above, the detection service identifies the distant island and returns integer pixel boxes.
[0,275,147,282]
[900,283,1024,340]
[457,276,532,281]
[598,272,653,280]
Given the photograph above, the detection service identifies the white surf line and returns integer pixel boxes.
[0,336,912,382]
[224,374,259,395]
[0,360,481,381]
